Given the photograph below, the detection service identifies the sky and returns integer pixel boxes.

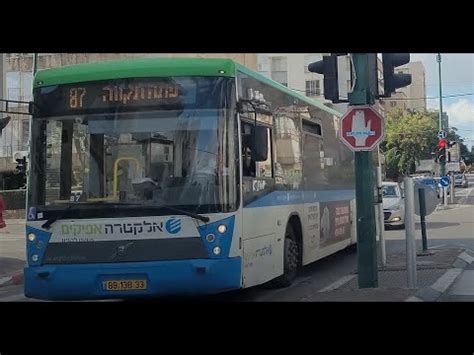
[410,53,474,149]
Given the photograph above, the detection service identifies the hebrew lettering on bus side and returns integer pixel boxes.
[123,223,133,234]
[72,225,82,236]
[83,225,93,234]
[105,224,114,234]
[114,223,123,234]
[152,222,163,233]
[122,88,133,104]
[143,221,152,233]
[113,87,119,102]
[61,225,70,234]
[93,225,102,234]
[133,223,143,235]
[167,86,178,98]
[147,87,153,100]
[102,86,114,102]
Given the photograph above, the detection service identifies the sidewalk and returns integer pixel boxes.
[439,255,474,302]
[302,246,474,302]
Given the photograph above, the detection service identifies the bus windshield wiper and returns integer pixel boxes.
[143,204,210,223]
[41,202,142,230]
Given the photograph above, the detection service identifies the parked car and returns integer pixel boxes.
[382,181,405,229]
[454,173,468,188]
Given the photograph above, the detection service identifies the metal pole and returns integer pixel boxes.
[437,53,446,178]
[33,53,38,75]
[376,164,386,266]
[350,53,378,288]
[450,174,455,204]
[418,188,428,253]
[0,53,4,100]
[404,177,417,289]
[443,186,448,207]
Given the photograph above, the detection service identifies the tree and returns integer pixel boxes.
[381,108,438,179]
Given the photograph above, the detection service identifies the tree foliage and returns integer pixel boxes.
[381,108,437,178]
[381,108,472,178]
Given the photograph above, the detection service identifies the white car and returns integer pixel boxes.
[382,181,405,229]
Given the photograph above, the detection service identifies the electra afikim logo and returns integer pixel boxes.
[165,218,182,234]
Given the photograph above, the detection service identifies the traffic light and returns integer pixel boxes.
[436,139,448,163]
[382,53,412,97]
[437,148,446,163]
[307,54,340,103]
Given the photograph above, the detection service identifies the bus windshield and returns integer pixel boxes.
[28,76,239,217]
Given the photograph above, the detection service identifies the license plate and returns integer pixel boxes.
[102,279,147,291]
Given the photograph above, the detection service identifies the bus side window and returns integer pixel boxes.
[242,122,256,177]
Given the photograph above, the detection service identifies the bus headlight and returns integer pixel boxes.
[206,234,216,243]
[213,246,221,255]
[27,233,36,242]
[217,225,227,234]
[31,254,39,262]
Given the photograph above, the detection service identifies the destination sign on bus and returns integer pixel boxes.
[34,79,182,117]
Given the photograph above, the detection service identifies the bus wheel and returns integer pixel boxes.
[272,224,299,288]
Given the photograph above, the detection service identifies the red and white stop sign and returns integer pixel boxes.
[339,106,384,151]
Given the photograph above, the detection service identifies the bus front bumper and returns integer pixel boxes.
[24,257,242,301]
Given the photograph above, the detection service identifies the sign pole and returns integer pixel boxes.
[347,54,378,288]
[404,177,417,289]
[418,188,428,253]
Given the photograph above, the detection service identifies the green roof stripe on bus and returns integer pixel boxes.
[33,58,236,87]
[34,57,342,117]
[235,62,342,117]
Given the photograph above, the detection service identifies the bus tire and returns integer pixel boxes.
[271,224,299,288]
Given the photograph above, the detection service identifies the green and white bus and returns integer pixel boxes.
[24,58,356,300]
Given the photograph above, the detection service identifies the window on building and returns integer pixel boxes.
[270,56,288,86]
[305,80,321,96]
[271,57,287,72]
[7,71,33,104]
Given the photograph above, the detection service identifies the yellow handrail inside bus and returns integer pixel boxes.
[113,157,141,198]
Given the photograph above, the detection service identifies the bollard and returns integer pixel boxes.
[376,166,386,266]
[418,188,428,253]
[443,186,448,207]
[404,177,417,289]
[450,177,455,204]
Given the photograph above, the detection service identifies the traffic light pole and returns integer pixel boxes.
[348,54,378,288]
[437,53,446,178]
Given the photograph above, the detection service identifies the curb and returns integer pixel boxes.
[0,270,24,288]
[405,249,474,302]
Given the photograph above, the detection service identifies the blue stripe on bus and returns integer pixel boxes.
[246,189,355,208]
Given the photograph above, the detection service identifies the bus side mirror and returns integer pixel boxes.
[252,125,268,162]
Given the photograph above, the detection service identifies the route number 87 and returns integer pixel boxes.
[69,88,86,109]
